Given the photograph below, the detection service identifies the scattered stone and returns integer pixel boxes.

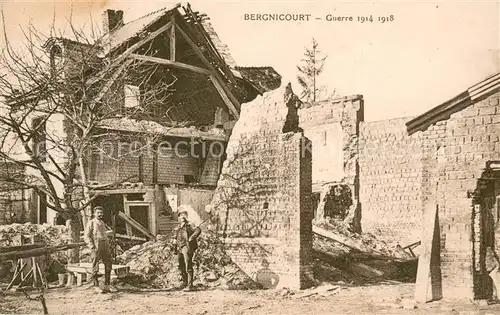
[117,230,259,290]
[279,287,292,297]
[401,299,417,309]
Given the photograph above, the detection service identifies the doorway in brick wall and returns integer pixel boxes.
[472,161,500,300]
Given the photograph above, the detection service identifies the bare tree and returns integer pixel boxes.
[0,12,178,262]
[296,38,335,104]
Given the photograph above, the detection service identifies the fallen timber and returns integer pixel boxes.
[312,225,418,281]
[313,225,415,262]
[0,242,86,261]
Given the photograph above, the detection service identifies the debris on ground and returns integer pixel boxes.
[0,223,72,265]
[314,218,414,260]
[117,230,260,290]
[292,284,340,299]
[312,218,418,283]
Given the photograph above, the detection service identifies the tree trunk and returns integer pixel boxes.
[78,156,91,228]
[66,215,81,263]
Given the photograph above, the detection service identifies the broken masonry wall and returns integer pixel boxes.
[210,84,315,290]
[299,95,364,192]
[299,95,364,229]
[88,136,223,187]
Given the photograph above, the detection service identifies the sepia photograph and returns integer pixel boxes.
[0,0,498,314]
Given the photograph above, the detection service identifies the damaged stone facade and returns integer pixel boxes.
[210,85,314,290]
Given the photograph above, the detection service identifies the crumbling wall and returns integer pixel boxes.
[210,83,314,290]
[299,95,363,192]
[88,138,222,186]
[299,95,363,230]
[359,117,424,247]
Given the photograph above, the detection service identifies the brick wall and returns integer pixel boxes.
[156,146,199,184]
[299,95,364,192]
[89,137,222,186]
[359,91,500,299]
[199,145,224,186]
[211,84,314,289]
[359,117,424,246]
[419,91,500,298]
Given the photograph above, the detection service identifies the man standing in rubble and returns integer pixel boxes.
[173,210,201,291]
[84,206,113,293]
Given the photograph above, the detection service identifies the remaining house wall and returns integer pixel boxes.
[89,138,223,186]
[211,85,314,290]
[178,187,214,222]
[299,95,364,192]
[418,91,500,298]
[359,91,500,299]
[156,147,200,184]
[359,117,424,247]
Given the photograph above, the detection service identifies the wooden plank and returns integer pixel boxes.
[312,225,401,261]
[88,21,173,86]
[6,261,24,290]
[124,196,132,237]
[175,24,240,118]
[15,268,33,289]
[128,54,211,75]
[66,263,130,278]
[209,75,240,119]
[349,262,385,278]
[0,244,45,254]
[184,4,236,84]
[0,243,86,260]
[170,15,176,61]
[117,211,155,240]
[115,233,147,242]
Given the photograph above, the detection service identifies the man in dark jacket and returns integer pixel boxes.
[173,211,201,291]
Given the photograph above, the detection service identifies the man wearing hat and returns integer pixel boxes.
[172,210,201,291]
[84,206,113,293]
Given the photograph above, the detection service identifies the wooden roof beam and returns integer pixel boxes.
[209,75,239,119]
[88,21,173,86]
[170,15,176,61]
[128,54,211,75]
[175,23,240,119]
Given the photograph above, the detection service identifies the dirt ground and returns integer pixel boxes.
[1,283,500,315]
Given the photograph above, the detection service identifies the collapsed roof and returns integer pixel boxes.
[43,3,282,127]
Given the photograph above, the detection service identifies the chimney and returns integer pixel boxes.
[102,9,124,33]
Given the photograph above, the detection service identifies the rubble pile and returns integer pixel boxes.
[0,223,73,263]
[312,218,418,283]
[313,218,413,260]
[117,230,260,290]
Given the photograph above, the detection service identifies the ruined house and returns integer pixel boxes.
[359,72,500,299]
[3,4,281,237]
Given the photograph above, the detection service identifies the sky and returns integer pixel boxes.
[0,0,498,122]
